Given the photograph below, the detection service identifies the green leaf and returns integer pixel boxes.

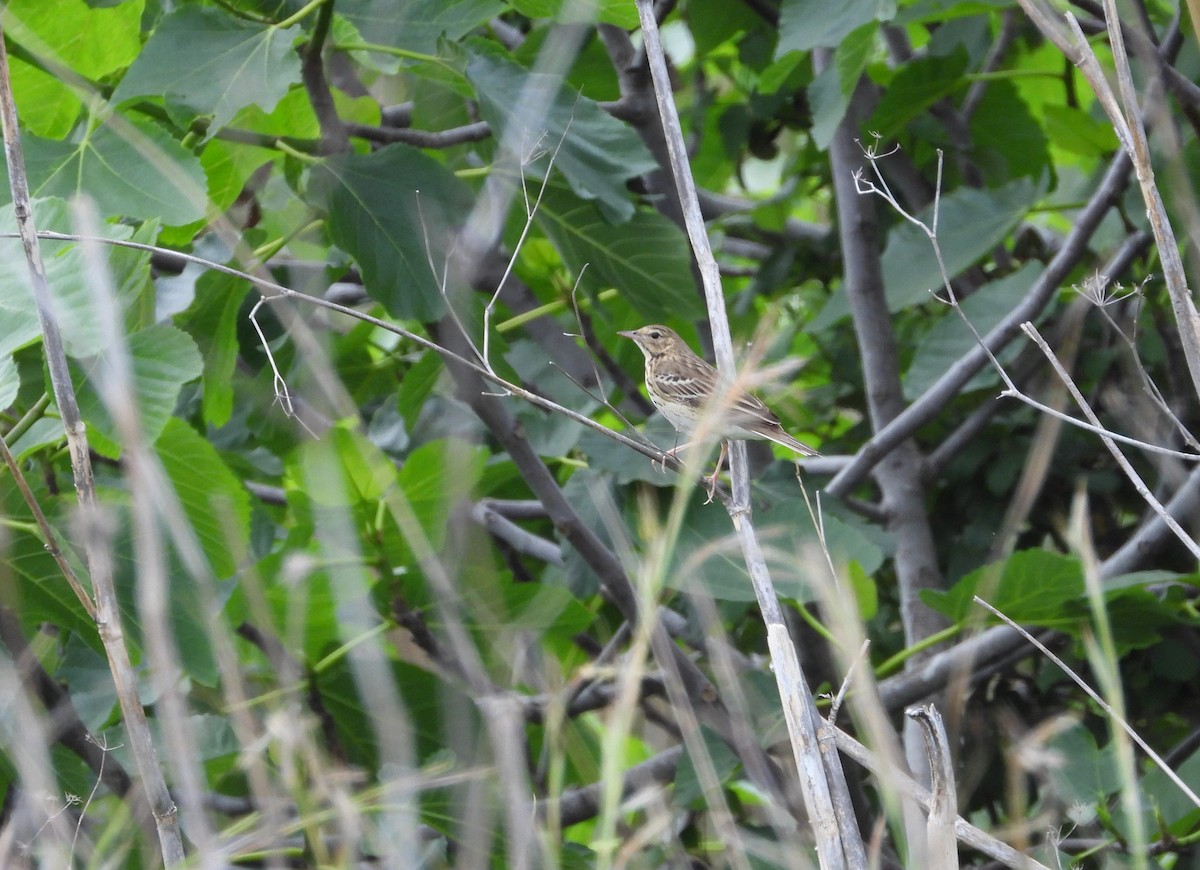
[0,198,145,361]
[579,416,683,484]
[874,176,1040,313]
[9,417,67,463]
[396,438,488,551]
[922,549,1084,625]
[397,350,444,430]
[895,0,1015,25]
[4,506,98,652]
[113,5,302,134]
[1124,739,1200,834]
[0,355,17,409]
[469,52,657,222]
[846,560,878,621]
[510,0,639,27]
[1043,105,1120,158]
[903,261,1043,399]
[810,23,877,150]
[327,426,399,504]
[314,657,458,770]
[6,58,82,139]
[968,80,1051,181]
[337,0,504,57]
[180,271,248,429]
[814,176,1041,329]
[535,182,703,323]
[3,0,145,138]
[777,0,895,55]
[242,550,343,663]
[499,582,593,638]
[3,0,143,78]
[311,143,474,321]
[869,48,968,139]
[19,119,207,224]
[74,324,204,458]
[1045,725,1121,804]
[156,417,251,580]
[674,725,739,807]
[671,495,884,603]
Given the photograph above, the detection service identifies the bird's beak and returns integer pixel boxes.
[617,330,636,340]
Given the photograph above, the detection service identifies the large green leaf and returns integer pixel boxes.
[1044,726,1121,805]
[156,417,251,580]
[395,438,488,552]
[0,356,17,409]
[3,0,143,79]
[922,549,1084,625]
[903,261,1043,399]
[179,271,248,429]
[469,52,657,222]
[3,0,145,138]
[669,494,884,603]
[103,498,220,686]
[74,323,204,458]
[894,0,1015,25]
[810,23,876,149]
[968,80,1052,181]
[2,504,98,652]
[674,726,739,808]
[1043,104,1120,159]
[113,4,302,134]
[868,48,969,140]
[880,176,1039,311]
[337,0,503,56]
[777,0,895,55]
[311,143,474,321]
[17,119,207,225]
[511,0,639,27]
[535,183,702,322]
[811,176,1040,329]
[314,657,460,770]
[0,199,149,400]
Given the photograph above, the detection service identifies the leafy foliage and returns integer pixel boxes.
[1,0,1199,867]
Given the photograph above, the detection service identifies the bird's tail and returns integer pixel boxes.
[763,430,821,457]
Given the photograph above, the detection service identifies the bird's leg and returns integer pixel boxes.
[665,434,693,458]
[654,437,694,473]
[704,440,728,504]
[654,435,687,473]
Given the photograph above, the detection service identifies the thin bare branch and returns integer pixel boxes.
[0,22,184,865]
[975,596,1200,811]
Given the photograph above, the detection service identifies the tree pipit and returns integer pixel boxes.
[619,324,819,499]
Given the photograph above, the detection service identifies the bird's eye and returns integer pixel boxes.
[649,330,661,339]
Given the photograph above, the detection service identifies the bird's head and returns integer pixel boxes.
[617,324,684,360]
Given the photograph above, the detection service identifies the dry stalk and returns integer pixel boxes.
[634,1,864,867]
[0,20,184,866]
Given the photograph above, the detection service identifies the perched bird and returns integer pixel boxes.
[619,324,818,492]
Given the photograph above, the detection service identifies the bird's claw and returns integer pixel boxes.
[703,470,720,504]
[653,446,681,474]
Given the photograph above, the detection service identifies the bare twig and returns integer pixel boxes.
[0,435,95,618]
[832,725,1052,869]
[1020,321,1200,560]
[0,22,184,866]
[636,3,863,867]
[975,596,1200,810]
[906,705,959,869]
[480,122,568,372]
[826,152,1135,497]
[1017,0,1200,402]
[345,120,491,148]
